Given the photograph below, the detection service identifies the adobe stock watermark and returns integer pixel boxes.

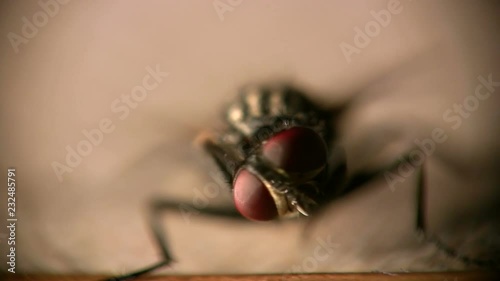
[51,65,169,182]
[281,234,339,280]
[7,0,71,54]
[385,74,499,191]
[213,0,243,22]
[339,0,407,63]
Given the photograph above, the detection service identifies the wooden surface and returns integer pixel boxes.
[3,271,499,281]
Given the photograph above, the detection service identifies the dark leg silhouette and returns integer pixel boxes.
[415,165,497,267]
[322,150,497,268]
[103,200,244,281]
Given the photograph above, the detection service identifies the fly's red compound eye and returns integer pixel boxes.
[233,169,278,221]
[233,127,326,221]
[262,127,327,174]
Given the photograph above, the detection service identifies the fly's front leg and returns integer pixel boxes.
[200,135,245,186]
[149,199,243,264]
[103,199,244,281]
[104,140,247,281]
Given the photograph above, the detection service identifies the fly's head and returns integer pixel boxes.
[233,126,330,221]
[209,84,334,222]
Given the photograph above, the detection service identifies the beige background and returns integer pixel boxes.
[0,0,499,276]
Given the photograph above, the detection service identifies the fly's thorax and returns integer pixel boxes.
[225,85,323,137]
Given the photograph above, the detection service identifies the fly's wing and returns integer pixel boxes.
[317,45,473,176]
[319,45,443,117]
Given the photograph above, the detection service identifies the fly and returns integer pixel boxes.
[104,54,496,281]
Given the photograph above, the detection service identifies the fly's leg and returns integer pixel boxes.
[104,261,169,281]
[415,165,497,268]
[415,165,426,236]
[338,153,414,196]
[344,154,497,267]
[103,138,246,281]
[315,149,497,268]
[303,151,414,232]
[103,200,244,281]
[150,199,243,266]
[202,138,243,186]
